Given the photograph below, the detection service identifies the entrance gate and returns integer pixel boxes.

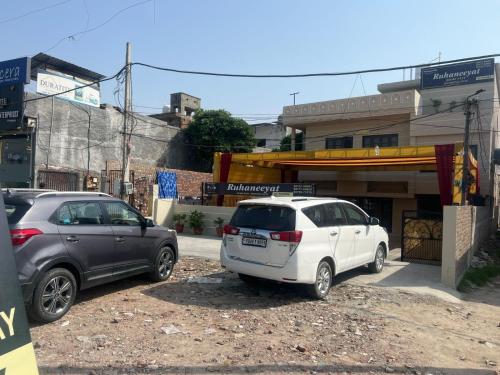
[401,210,443,265]
[37,170,79,191]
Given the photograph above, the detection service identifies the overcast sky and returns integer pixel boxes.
[3,0,500,122]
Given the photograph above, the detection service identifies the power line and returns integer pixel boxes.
[41,0,153,54]
[132,53,500,78]
[0,0,72,25]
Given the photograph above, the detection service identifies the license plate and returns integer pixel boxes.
[242,237,267,247]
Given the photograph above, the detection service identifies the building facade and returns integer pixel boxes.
[281,60,500,239]
[251,120,286,152]
[150,92,201,129]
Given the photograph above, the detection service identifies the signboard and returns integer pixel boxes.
[203,182,316,197]
[421,58,494,90]
[0,195,39,374]
[0,84,24,131]
[0,58,30,88]
[36,70,100,107]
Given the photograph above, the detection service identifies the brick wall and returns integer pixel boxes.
[105,160,212,197]
[442,205,492,288]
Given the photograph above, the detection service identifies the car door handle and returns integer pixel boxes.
[330,231,338,236]
[66,235,79,243]
[354,230,361,234]
[115,236,125,243]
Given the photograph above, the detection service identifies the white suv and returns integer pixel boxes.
[220,197,389,299]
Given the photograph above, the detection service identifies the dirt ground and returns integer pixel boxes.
[31,258,500,375]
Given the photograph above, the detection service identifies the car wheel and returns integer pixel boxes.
[150,246,175,282]
[307,261,332,299]
[29,268,77,323]
[368,244,385,273]
[238,273,260,284]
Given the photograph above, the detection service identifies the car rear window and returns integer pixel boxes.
[5,203,31,224]
[230,204,296,232]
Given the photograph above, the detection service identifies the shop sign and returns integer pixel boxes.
[421,58,494,90]
[0,195,39,374]
[0,58,30,88]
[37,70,100,107]
[0,84,24,131]
[203,182,316,197]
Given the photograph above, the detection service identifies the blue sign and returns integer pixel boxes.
[421,58,494,90]
[0,57,30,88]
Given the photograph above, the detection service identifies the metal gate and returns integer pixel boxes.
[401,210,443,265]
[130,175,155,216]
[100,170,134,198]
[37,170,79,191]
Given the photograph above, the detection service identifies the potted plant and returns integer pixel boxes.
[173,213,187,233]
[188,210,205,235]
[214,217,224,237]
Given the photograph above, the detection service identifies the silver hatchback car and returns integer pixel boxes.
[4,189,178,323]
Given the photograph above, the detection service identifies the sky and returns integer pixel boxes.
[3,0,500,123]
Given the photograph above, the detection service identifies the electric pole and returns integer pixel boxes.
[461,89,484,205]
[290,92,299,151]
[121,42,132,200]
[461,100,472,205]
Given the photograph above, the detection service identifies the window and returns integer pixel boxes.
[362,134,398,148]
[103,202,142,226]
[5,203,31,225]
[57,202,104,225]
[231,205,295,231]
[302,204,330,227]
[324,204,347,226]
[325,136,353,149]
[256,139,267,147]
[341,203,368,225]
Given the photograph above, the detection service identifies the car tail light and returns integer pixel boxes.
[10,228,43,247]
[223,224,240,235]
[270,230,303,243]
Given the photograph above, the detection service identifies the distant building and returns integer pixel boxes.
[250,118,286,152]
[0,53,188,189]
[150,92,201,129]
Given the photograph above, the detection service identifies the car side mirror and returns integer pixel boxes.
[146,218,155,227]
[369,217,380,226]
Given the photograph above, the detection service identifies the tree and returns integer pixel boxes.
[275,132,304,151]
[183,109,256,171]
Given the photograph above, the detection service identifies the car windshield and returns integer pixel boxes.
[230,204,296,231]
[5,202,31,224]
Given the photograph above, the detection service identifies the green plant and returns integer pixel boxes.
[188,210,205,229]
[458,263,500,291]
[214,217,224,227]
[173,213,186,225]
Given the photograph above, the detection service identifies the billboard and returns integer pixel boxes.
[0,195,39,374]
[0,83,24,131]
[203,182,316,197]
[36,70,100,107]
[0,58,30,88]
[421,58,494,90]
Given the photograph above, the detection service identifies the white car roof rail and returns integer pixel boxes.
[35,191,113,198]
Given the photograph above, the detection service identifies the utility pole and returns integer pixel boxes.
[121,42,132,200]
[461,89,484,205]
[461,100,472,205]
[290,92,299,151]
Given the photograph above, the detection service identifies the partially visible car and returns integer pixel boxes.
[4,189,178,323]
[220,196,389,299]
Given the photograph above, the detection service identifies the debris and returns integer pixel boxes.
[187,276,223,284]
[296,345,306,353]
[60,320,70,327]
[161,325,183,335]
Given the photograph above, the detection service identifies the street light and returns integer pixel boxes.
[290,92,299,106]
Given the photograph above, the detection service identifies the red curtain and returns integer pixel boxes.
[434,144,454,207]
[216,153,232,206]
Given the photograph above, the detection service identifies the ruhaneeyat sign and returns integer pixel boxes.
[203,183,316,197]
[36,70,100,107]
[420,58,494,90]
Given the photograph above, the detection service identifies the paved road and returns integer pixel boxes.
[177,234,222,260]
